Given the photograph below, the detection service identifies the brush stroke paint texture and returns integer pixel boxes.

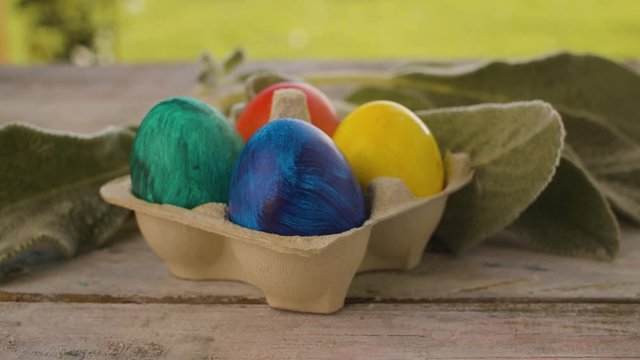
[131,97,243,208]
[333,101,444,197]
[229,119,366,236]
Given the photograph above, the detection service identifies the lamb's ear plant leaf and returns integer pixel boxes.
[347,53,640,224]
[397,52,640,141]
[417,101,564,252]
[222,47,245,74]
[561,112,640,224]
[197,51,221,89]
[508,151,620,260]
[0,123,134,272]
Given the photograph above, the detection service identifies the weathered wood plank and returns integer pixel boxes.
[1,302,638,359]
[0,64,203,132]
[2,225,639,303]
[1,61,637,133]
[351,225,640,301]
[0,61,395,133]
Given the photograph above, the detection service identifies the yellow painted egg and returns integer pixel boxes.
[333,101,444,197]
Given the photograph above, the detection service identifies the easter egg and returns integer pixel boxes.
[130,97,243,208]
[235,82,339,141]
[333,101,444,197]
[228,119,366,236]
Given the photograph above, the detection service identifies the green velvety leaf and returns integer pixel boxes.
[397,52,640,141]
[0,123,134,270]
[197,51,220,89]
[561,112,640,224]
[346,53,640,224]
[417,101,564,252]
[509,153,620,260]
[222,47,245,74]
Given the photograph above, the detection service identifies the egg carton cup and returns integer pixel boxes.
[100,152,473,314]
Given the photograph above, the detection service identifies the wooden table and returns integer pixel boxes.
[1,62,639,359]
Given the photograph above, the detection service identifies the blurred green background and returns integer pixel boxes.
[2,0,640,65]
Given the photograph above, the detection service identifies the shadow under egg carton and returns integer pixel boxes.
[100,152,473,314]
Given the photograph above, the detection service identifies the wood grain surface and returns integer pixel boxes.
[0,61,395,133]
[1,62,640,359]
[1,225,639,305]
[2,302,639,359]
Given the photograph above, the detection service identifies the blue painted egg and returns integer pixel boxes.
[130,97,243,208]
[228,119,366,236]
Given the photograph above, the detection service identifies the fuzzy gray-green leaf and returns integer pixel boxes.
[222,47,245,74]
[346,53,640,224]
[0,123,134,270]
[197,51,220,88]
[418,101,564,252]
[397,52,640,141]
[560,112,640,224]
[509,154,620,260]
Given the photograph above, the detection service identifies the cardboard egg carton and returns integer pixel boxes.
[100,152,472,314]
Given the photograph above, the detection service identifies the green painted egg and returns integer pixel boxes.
[130,97,243,208]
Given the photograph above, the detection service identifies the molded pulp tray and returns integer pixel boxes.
[100,153,473,314]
